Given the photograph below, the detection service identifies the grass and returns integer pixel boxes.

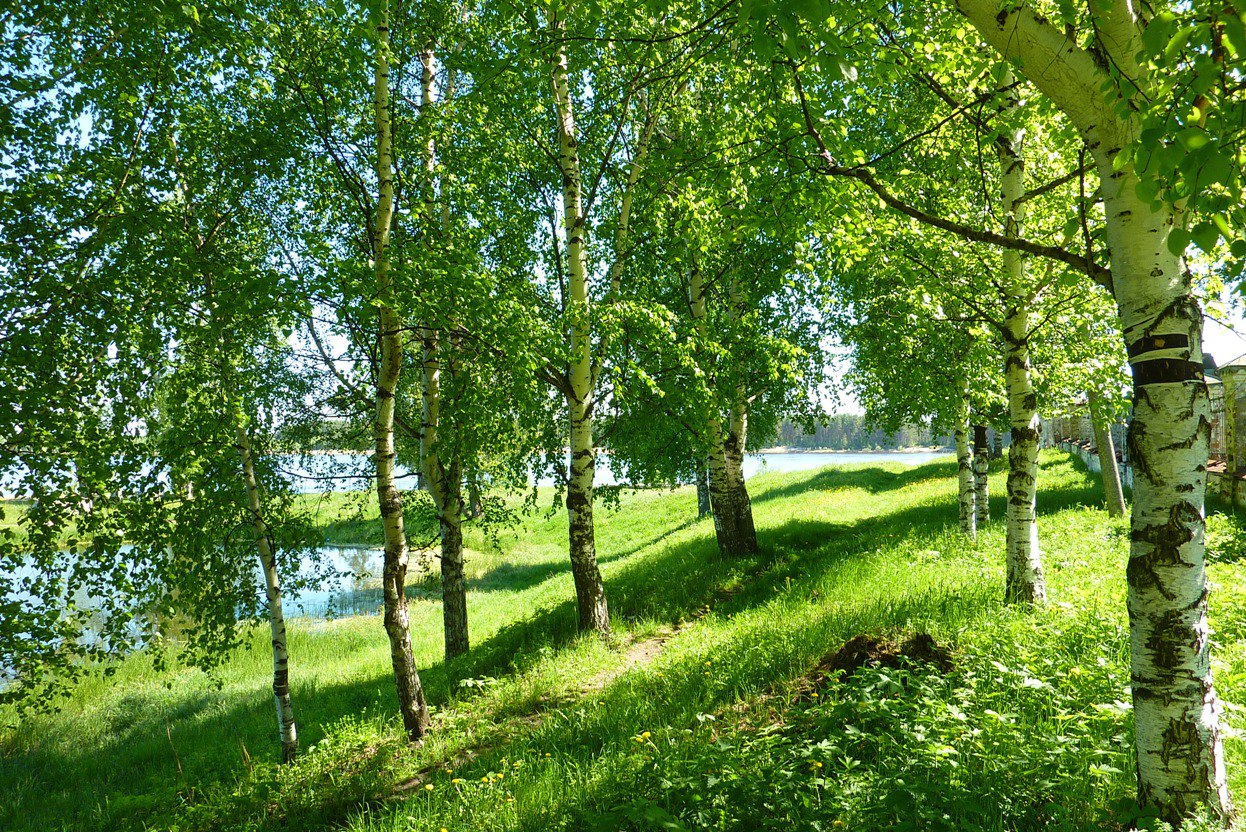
[2,452,1245,831]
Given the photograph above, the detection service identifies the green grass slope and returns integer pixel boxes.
[3,453,1245,831]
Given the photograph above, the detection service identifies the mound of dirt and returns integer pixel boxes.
[821,631,953,679]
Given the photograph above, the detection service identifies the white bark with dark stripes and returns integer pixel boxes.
[235,419,297,763]
[551,11,609,634]
[372,2,429,740]
[955,0,1229,818]
[955,391,976,539]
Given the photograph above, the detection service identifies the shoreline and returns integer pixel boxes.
[752,447,949,455]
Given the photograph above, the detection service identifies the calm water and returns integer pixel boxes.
[279,450,948,493]
[3,451,948,630]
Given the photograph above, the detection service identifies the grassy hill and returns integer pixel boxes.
[3,452,1245,831]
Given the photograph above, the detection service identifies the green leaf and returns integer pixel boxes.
[1191,222,1220,253]
[1167,227,1191,256]
[1177,128,1210,151]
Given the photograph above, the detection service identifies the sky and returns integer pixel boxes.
[1204,305,1246,368]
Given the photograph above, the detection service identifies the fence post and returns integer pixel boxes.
[1222,366,1242,505]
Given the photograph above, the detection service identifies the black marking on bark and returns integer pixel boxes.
[1147,609,1192,670]
[1132,359,1204,388]
[1128,334,1190,359]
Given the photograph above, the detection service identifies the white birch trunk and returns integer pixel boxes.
[995,69,1045,603]
[551,11,609,634]
[1102,163,1227,823]
[1002,321,1046,604]
[696,457,712,518]
[973,424,990,525]
[953,0,1229,817]
[234,419,297,763]
[955,391,976,539]
[372,2,429,741]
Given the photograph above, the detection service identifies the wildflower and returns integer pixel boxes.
[425,783,435,791]
[641,731,651,739]
[451,778,465,785]
[812,761,823,769]
[481,776,490,783]
[810,692,819,699]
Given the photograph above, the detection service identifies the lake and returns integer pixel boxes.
[2,451,949,629]
[279,450,948,493]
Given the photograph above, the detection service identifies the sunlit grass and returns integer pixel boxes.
[3,453,1244,831]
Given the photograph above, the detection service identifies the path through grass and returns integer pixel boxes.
[3,453,1245,831]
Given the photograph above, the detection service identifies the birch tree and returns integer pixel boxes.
[763,0,1233,816]
[948,1,1233,817]
[370,0,430,740]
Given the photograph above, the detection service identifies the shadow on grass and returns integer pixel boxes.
[458,516,703,597]
[3,454,1106,832]
[751,460,961,504]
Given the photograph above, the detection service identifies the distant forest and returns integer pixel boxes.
[772,415,947,450]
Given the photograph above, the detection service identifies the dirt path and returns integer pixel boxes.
[579,625,683,694]
[390,624,684,797]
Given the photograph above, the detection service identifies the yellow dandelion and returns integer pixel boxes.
[641,731,651,739]
[544,752,552,757]
[810,692,819,699]
[481,776,490,783]
[704,661,712,667]
[812,761,823,769]
[424,783,435,791]
[451,778,465,785]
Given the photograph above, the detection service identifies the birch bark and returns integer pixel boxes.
[422,329,469,660]
[696,458,712,517]
[415,45,470,660]
[954,0,1229,817]
[234,418,297,763]
[372,1,429,740]
[973,424,990,525]
[551,10,609,634]
[691,265,759,555]
[955,391,976,538]
[995,70,1045,603]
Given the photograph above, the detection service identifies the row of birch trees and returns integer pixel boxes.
[3,0,1245,824]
